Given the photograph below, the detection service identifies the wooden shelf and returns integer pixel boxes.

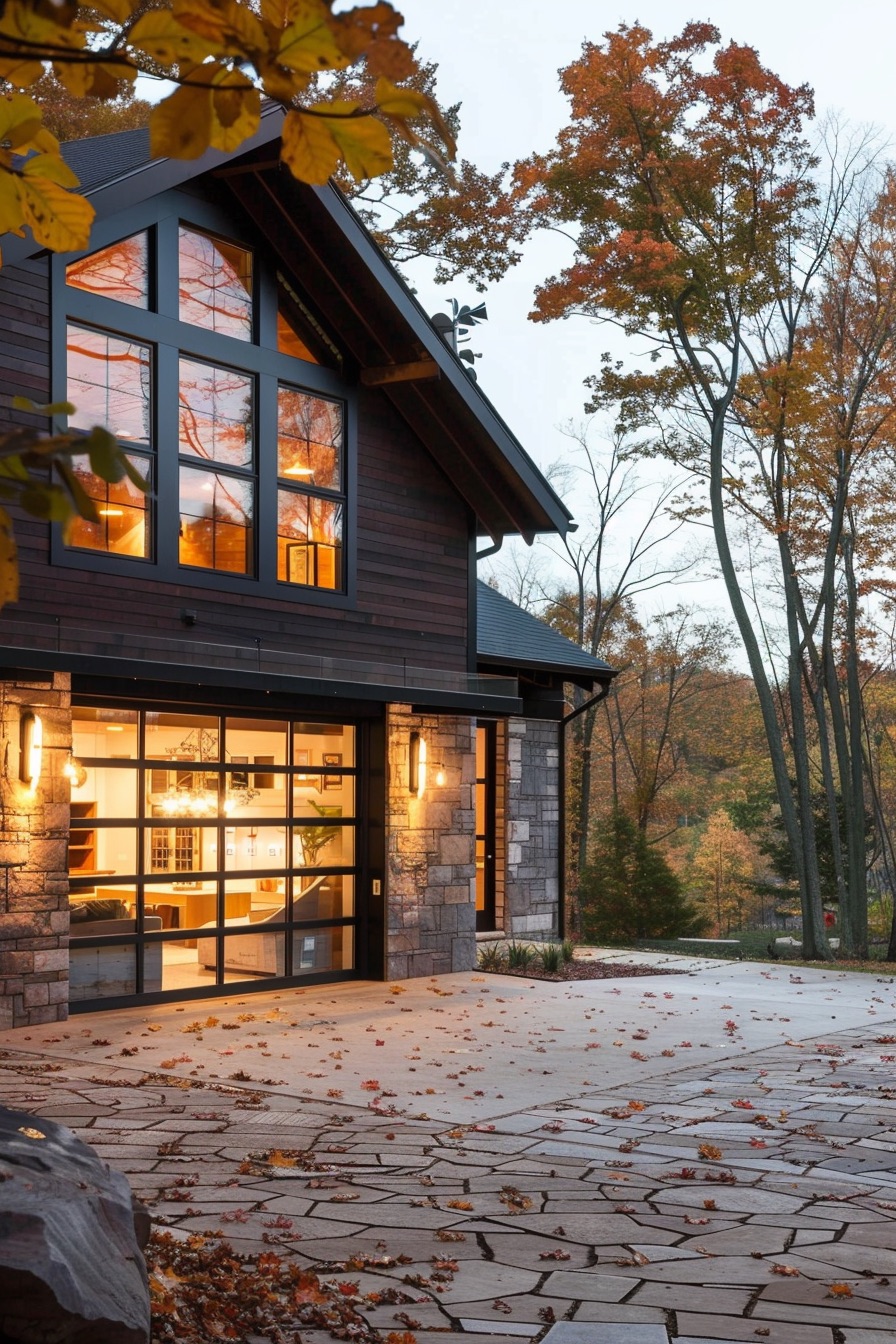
[69,801,97,874]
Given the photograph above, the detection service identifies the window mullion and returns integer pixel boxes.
[156,343,180,570]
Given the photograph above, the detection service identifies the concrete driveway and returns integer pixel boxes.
[2,952,896,1344]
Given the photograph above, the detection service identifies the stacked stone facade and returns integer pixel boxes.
[0,673,71,1029]
[386,705,477,978]
[503,717,560,941]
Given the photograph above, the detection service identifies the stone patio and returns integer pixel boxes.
[2,953,896,1343]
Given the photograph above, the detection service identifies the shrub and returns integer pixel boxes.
[477,942,505,972]
[507,940,535,969]
[540,943,562,973]
[560,938,575,963]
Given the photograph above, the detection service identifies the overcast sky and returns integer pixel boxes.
[394,2,895,576]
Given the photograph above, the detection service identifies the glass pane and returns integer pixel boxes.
[292,822,354,868]
[161,939,214,992]
[69,891,133,931]
[70,941,139,1000]
[277,491,342,589]
[293,723,355,769]
[66,453,151,558]
[80,829,138,879]
[145,882,218,933]
[221,930,286,980]
[67,325,151,442]
[180,466,254,574]
[292,925,352,974]
[292,874,354,921]
[277,307,319,363]
[179,226,252,340]
[146,823,212,875]
[277,388,342,488]
[222,823,288,874]
[224,719,288,767]
[72,707,139,759]
[179,359,253,468]
[146,713,219,762]
[66,233,149,307]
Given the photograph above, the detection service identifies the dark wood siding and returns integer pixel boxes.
[1,257,471,674]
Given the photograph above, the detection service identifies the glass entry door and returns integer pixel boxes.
[67,706,359,1004]
[475,721,497,932]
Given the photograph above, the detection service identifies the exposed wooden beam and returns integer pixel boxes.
[361,359,440,387]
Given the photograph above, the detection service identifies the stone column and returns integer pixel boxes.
[504,716,560,941]
[385,705,476,979]
[0,673,71,1029]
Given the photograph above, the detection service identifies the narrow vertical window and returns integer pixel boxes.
[66,324,153,558]
[276,387,344,590]
[178,358,255,574]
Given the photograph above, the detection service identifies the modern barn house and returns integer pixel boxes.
[0,112,611,1026]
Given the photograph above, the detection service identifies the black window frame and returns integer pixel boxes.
[51,190,357,608]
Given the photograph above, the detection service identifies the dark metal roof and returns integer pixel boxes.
[476,581,614,684]
[39,118,572,544]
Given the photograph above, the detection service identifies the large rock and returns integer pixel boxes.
[0,1105,150,1344]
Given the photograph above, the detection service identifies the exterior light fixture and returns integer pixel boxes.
[62,752,88,788]
[435,765,446,787]
[409,731,426,796]
[19,710,43,787]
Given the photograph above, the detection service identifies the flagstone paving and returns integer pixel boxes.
[2,956,896,1342]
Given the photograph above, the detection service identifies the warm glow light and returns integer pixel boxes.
[63,752,88,788]
[283,465,314,476]
[409,731,426,796]
[19,710,42,787]
[98,507,124,516]
[435,767,446,787]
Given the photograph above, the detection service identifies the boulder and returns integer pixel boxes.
[0,1105,150,1344]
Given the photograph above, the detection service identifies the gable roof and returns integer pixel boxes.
[19,112,573,546]
[476,581,614,688]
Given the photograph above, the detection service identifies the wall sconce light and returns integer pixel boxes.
[62,751,88,788]
[20,710,43,787]
[434,764,446,787]
[409,731,427,796]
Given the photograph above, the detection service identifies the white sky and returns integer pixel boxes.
[395,2,895,598]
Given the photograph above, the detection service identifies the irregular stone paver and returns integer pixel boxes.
[3,957,896,1344]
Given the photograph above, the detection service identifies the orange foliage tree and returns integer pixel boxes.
[501,21,896,958]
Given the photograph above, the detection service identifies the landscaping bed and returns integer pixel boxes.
[491,958,682,981]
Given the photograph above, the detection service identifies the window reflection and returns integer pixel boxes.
[67,232,149,308]
[179,226,252,340]
[179,466,254,574]
[67,453,151,558]
[67,325,151,443]
[179,360,253,468]
[277,493,342,588]
[277,389,342,488]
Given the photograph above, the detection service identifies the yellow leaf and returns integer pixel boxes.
[326,107,393,182]
[128,10,211,69]
[276,1,347,75]
[173,0,267,57]
[0,2,82,88]
[0,93,45,151]
[210,81,261,151]
[281,107,341,184]
[17,172,95,254]
[22,152,79,191]
[374,77,429,119]
[0,169,25,237]
[88,0,134,22]
[150,81,213,161]
[54,57,135,101]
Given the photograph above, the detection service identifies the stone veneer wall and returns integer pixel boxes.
[386,705,477,979]
[0,673,71,1029]
[503,716,560,941]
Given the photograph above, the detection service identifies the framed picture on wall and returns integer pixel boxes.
[322,752,342,790]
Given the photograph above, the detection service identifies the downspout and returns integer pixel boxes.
[557,680,613,942]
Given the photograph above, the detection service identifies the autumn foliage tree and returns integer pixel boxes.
[503,20,896,958]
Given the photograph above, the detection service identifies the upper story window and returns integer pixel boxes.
[59,205,348,599]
